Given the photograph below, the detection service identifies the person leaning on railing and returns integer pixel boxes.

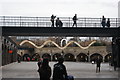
[101,16,106,28]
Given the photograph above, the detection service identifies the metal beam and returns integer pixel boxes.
[2,27,120,37]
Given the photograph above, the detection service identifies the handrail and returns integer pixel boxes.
[0,16,120,27]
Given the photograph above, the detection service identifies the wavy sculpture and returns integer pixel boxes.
[20,40,96,50]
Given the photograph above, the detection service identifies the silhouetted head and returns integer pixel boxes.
[42,58,49,66]
[58,57,64,64]
[39,58,43,61]
[102,16,104,18]
[52,14,55,16]
[57,17,59,20]
[97,56,100,59]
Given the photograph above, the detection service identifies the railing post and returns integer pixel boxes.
[36,17,38,27]
[100,18,101,28]
[69,17,70,27]
[95,23,96,27]
[20,16,21,27]
[85,18,86,27]
[116,18,117,27]
[118,18,119,27]
[3,16,5,26]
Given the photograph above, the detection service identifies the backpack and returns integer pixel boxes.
[54,64,63,73]
[53,64,65,79]
[73,16,76,21]
[67,75,74,80]
[72,16,75,20]
[59,20,63,27]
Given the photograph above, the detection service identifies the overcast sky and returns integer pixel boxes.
[0,0,119,18]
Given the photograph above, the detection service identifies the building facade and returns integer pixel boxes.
[12,37,112,62]
[2,37,18,66]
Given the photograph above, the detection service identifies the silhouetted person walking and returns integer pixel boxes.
[106,18,110,28]
[96,56,102,73]
[38,58,51,80]
[101,16,106,28]
[72,14,78,27]
[56,18,63,27]
[17,55,21,63]
[53,57,68,80]
[113,58,117,71]
[51,14,56,27]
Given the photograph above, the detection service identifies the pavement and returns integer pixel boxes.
[1,62,119,80]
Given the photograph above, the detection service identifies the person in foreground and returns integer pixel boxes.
[38,58,51,80]
[53,57,68,80]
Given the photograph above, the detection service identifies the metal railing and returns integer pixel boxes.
[0,16,120,27]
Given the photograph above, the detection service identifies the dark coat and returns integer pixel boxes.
[96,59,102,67]
[53,63,68,80]
[38,65,51,80]
[106,20,110,27]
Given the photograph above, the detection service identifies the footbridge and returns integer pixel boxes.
[0,16,120,37]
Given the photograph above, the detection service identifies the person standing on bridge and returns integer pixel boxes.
[72,14,78,27]
[106,18,110,28]
[51,14,56,27]
[101,16,106,28]
[56,18,63,27]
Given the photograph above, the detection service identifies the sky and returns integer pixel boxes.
[118,1,120,18]
[0,0,119,18]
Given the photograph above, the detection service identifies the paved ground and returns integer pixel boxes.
[1,62,119,79]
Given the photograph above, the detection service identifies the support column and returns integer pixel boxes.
[111,37,116,66]
[112,37,120,67]
[116,37,120,67]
